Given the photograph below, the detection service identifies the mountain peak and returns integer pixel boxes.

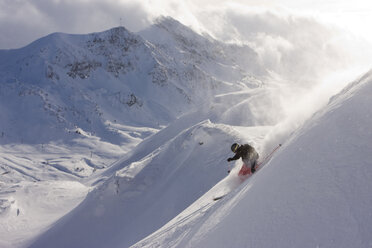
[154,16,185,29]
[151,16,203,40]
[93,26,134,40]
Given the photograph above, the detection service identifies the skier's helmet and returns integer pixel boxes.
[231,143,239,153]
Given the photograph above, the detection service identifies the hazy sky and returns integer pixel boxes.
[1,0,372,49]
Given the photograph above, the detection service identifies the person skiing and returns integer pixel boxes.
[227,143,259,175]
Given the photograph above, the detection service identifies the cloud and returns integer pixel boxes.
[190,5,372,134]
[192,6,370,84]
[173,3,372,151]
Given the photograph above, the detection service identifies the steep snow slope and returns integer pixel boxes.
[135,70,372,247]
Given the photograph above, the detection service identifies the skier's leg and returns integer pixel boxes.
[251,160,256,173]
[238,163,250,176]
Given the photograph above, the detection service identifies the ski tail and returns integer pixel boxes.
[213,194,227,201]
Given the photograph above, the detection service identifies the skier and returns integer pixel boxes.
[227,143,259,175]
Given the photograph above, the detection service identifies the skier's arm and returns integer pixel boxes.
[227,153,241,162]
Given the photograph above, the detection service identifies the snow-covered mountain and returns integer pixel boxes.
[2,16,371,248]
[0,17,264,145]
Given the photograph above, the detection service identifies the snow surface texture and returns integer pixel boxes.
[132,71,372,248]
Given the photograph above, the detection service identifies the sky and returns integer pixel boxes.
[1,0,372,50]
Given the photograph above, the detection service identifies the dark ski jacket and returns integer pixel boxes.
[228,144,259,164]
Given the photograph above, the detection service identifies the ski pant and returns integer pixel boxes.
[242,152,259,172]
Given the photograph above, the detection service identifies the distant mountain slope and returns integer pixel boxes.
[0,26,181,145]
[140,17,265,86]
[0,17,264,146]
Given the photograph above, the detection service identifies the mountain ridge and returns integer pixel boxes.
[0,17,264,146]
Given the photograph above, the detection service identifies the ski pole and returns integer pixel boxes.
[257,143,282,167]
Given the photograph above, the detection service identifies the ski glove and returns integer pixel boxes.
[227,158,233,162]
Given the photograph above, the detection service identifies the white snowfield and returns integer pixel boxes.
[1,16,372,248]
